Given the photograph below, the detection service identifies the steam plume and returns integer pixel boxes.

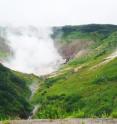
[3,26,64,75]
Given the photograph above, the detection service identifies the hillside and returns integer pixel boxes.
[31,24,117,119]
[53,24,117,60]
[0,24,117,120]
[0,64,36,120]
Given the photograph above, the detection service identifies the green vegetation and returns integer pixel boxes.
[32,24,117,119]
[0,24,117,119]
[0,64,33,120]
[0,37,10,59]
[0,52,8,59]
[53,24,117,43]
[32,57,117,119]
[2,120,10,124]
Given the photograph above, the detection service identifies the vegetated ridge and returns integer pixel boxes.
[32,24,117,119]
[0,24,117,119]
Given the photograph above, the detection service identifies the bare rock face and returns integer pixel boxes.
[55,39,93,62]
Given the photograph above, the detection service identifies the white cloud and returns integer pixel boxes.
[1,0,117,75]
[0,0,116,26]
[3,27,64,75]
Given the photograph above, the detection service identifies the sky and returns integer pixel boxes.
[0,0,117,26]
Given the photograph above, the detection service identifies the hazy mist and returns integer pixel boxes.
[0,0,117,75]
[0,0,117,26]
[3,26,64,75]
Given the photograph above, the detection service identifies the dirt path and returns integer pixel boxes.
[48,67,72,78]
[91,50,117,70]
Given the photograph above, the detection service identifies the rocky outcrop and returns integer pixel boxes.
[55,39,93,61]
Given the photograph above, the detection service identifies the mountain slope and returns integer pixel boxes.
[0,64,33,119]
[32,24,117,119]
[0,24,117,119]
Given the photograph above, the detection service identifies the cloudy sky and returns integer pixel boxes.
[0,0,117,26]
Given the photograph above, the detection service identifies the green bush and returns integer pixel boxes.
[111,111,117,118]
[72,110,85,118]
[2,120,10,124]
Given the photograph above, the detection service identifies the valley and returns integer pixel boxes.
[0,24,117,121]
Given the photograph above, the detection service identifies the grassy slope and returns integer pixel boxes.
[0,24,116,119]
[32,24,117,119]
[0,64,43,120]
[0,64,36,120]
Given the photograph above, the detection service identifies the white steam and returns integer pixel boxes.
[3,26,64,75]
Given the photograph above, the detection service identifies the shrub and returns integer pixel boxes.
[73,110,85,118]
[111,111,117,118]
[101,112,109,118]
[2,120,10,124]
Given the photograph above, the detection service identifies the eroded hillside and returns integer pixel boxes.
[0,24,117,120]
[31,24,117,119]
